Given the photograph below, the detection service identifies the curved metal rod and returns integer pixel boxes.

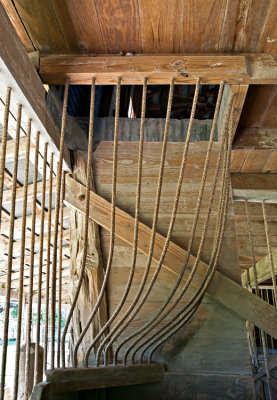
[52,78,69,368]
[61,78,96,367]
[96,77,176,366]
[126,81,225,364]
[146,119,232,363]
[81,77,148,366]
[71,77,121,367]
[143,129,231,362]
[111,78,200,366]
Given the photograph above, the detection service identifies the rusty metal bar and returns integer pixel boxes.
[34,142,48,384]
[12,118,31,400]
[51,79,69,369]
[57,170,65,367]
[0,103,21,399]
[44,152,54,373]
[0,87,11,227]
[24,130,40,400]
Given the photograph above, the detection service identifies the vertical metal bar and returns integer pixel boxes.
[24,130,40,400]
[57,170,65,367]
[0,103,21,399]
[12,119,31,400]
[0,87,11,226]
[34,142,48,384]
[51,79,69,369]
[44,153,54,373]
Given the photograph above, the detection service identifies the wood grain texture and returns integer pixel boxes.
[65,143,277,339]
[64,0,105,53]
[0,0,34,51]
[69,151,107,365]
[233,127,277,148]
[11,0,78,53]
[94,0,141,54]
[45,364,165,393]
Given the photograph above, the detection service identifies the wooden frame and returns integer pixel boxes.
[39,54,277,85]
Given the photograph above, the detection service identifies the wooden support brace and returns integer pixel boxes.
[65,174,277,339]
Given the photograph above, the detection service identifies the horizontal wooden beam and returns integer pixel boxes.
[231,173,277,202]
[233,127,277,149]
[246,248,277,287]
[0,3,71,171]
[45,364,165,393]
[65,174,277,339]
[39,54,277,85]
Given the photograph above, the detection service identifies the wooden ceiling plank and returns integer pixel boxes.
[233,0,273,52]
[138,0,182,53]
[0,0,34,52]
[11,0,71,53]
[256,0,277,53]
[94,0,141,54]
[231,173,277,191]
[65,174,277,339]
[240,150,273,173]
[180,0,233,53]
[64,0,106,53]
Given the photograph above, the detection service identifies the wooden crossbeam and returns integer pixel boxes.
[45,364,165,393]
[244,248,277,288]
[39,54,277,85]
[231,173,277,202]
[233,127,277,149]
[65,174,277,339]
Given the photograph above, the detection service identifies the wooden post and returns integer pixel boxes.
[69,150,107,366]
[18,343,43,399]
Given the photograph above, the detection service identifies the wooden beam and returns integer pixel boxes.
[65,174,277,339]
[0,3,71,171]
[231,173,277,202]
[233,127,277,149]
[39,54,277,85]
[45,364,165,393]
[246,248,277,288]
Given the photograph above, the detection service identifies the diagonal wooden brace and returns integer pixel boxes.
[65,174,277,339]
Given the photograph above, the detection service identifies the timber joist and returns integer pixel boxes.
[39,53,277,85]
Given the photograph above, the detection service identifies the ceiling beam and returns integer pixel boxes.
[231,173,277,202]
[39,54,277,85]
[233,127,277,149]
[244,248,277,288]
[65,174,277,339]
